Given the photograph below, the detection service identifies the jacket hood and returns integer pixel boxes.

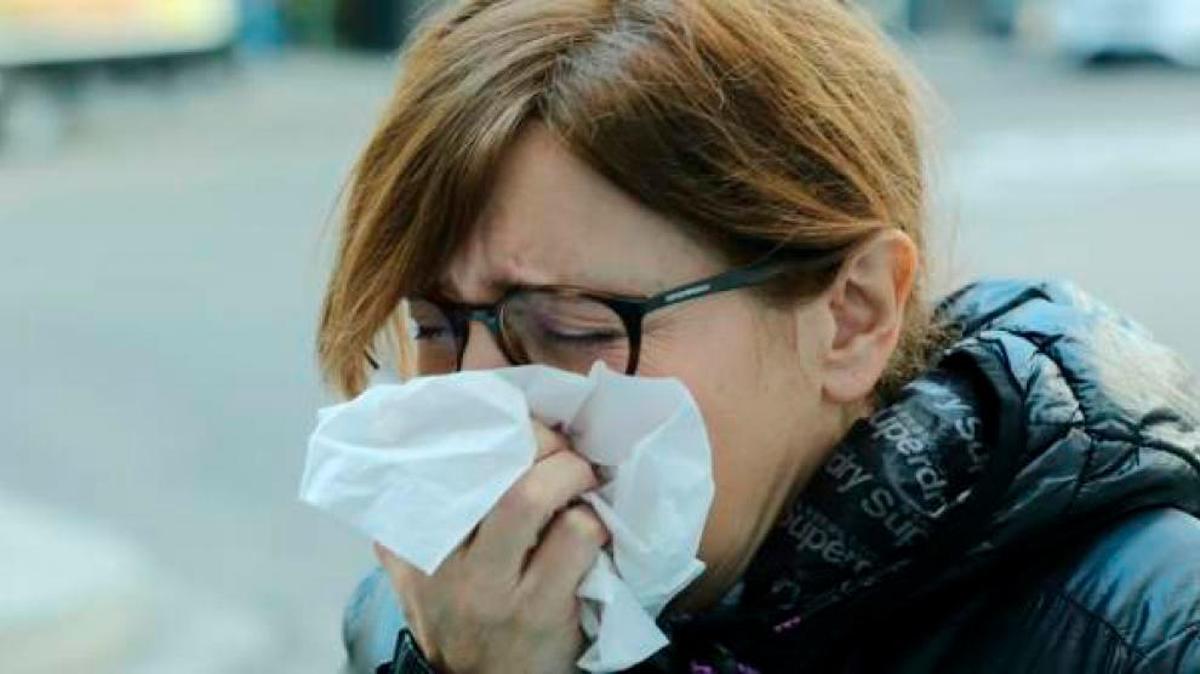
[660,280,1200,670]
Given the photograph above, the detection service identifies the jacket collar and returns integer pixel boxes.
[659,280,1200,671]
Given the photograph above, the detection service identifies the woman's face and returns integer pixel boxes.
[439,124,907,610]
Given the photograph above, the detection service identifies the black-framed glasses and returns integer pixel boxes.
[366,246,847,378]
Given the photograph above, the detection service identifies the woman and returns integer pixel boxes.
[316,1,1200,672]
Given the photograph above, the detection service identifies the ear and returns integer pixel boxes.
[818,229,918,404]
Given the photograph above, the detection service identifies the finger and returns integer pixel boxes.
[453,420,565,555]
[534,420,603,482]
[531,418,570,462]
[374,542,439,664]
[533,419,600,482]
[520,503,609,604]
[469,450,599,577]
[374,541,417,583]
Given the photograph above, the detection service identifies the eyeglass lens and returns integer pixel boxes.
[392,293,631,376]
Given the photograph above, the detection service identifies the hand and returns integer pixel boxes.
[375,419,609,674]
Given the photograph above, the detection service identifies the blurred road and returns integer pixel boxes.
[3,53,398,672]
[1,36,1197,672]
[916,38,1200,357]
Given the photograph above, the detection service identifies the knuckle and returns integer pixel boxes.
[501,479,547,518]
[520,613,557,638]
[533,420,569,457]
[512,596,559,633]
[568,455,600,491]
[562,506,606,545]
[455,586,498,625]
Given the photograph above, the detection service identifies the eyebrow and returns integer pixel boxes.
[431,274,539,302]
[432,272,645,302]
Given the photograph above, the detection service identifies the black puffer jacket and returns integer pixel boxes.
[355,280,1200,674]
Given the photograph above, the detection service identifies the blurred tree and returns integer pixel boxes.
[240,0,286,51]
[280,0,338,46]
[334,0,422,51]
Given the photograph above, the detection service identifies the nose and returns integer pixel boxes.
[459,320,512,371]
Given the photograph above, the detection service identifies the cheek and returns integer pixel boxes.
[636,305,767,454]
[636,302,813,558]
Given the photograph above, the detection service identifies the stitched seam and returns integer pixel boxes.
[1039,582,1146,659]
[994,327,1200,505]
[990,328,1097,513]
[1129,620,1200,671]
[946,284,1054,336]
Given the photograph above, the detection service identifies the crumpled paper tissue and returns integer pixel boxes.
[299,362,715,672]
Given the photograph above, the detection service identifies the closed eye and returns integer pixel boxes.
[543,328,624,344]
[415,326,450,340]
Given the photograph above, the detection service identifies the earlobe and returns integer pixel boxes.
[820,230,918,404]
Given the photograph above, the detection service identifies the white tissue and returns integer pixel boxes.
[299,362,715,672]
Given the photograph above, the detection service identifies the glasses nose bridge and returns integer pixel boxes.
[465,305,504,339]
[456,304,517,369]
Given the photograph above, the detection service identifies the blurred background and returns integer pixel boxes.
[2,0,1197,672]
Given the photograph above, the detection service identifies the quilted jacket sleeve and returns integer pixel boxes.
[1132,624,1200,674]
[343,567,415,673]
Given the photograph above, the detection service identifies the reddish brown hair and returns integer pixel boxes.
[318,0,935,398]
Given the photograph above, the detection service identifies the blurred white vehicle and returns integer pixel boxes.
[1055,0,1200,66]
[0,1,239,151]
[0,0,239,68]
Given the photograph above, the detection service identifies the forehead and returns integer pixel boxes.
[439,124,720,300]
